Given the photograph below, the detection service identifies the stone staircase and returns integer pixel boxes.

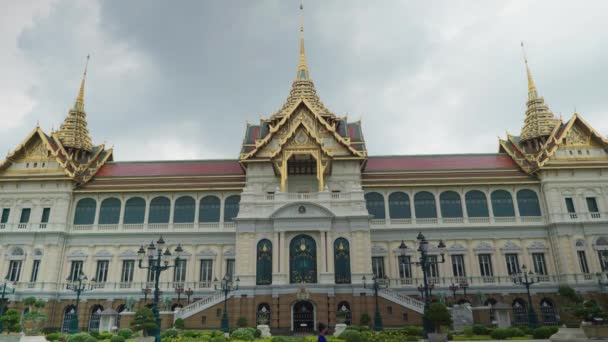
[379,288,425,314]
[174,291,231,320]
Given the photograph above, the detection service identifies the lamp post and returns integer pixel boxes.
[362,275,388,331]
[214,275,240,334]
[399,233,446,338]
[185,288,194,304]
[448,283,459,304]
[137,236,183,342]
[513,264,538,329]
[142,286,151,304]
[459,281,469,298]
[0,276,15,333]
[66,272,93,334]
[175,285,184,304]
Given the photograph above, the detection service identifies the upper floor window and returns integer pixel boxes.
[565,198,576,213]
[388,192,410,219]
[148,196,170,224]
[124,197,145,224]
[491,190,514,217]
[414,191,437,218]
[99,198,121,225]
[365,192,385,219]
[174,196,195,223]
[440,191,462,218]
[199,196,220,223]
[372,257,385,279]
[1,208,10,223]
[19,208,31,223]
[517,190,541,216]
[586,197,599,213]
[41,208,51,223]
[465,190,489,217]
[224,195,241,222]
[74,198,96,225]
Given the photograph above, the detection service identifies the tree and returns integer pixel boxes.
[1,309,21,334]
[130,307,157,337]
[423,302,452,333]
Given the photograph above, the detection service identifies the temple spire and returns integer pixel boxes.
[296,1,310,81]
[521,42,538,101]
[73,54,89,112]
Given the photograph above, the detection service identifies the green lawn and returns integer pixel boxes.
[453,335,537,341]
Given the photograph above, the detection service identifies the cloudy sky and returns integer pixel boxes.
[1,1,607,161]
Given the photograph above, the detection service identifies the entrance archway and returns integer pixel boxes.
[292,301,315,333]
[290,235,317,283]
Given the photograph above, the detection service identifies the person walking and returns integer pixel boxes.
[318,322,329,342]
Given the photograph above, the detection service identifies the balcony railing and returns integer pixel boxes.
[384,274,597,288]
[370,215,544,228]
[8,281,216,293]
[70,222,236,233]
[0,223,60,232]
[550,212,605,223]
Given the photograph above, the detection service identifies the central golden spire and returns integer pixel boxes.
[296,1,310,81]
[522,43,538,101]
[73,54,89,112]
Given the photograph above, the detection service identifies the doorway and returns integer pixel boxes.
[292,301,315,333]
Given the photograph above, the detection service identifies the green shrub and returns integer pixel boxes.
[505,327,524,337]
[46,332,62,341]
[533,326,558,339]
[254,328,262,338]
[117,329,133,339]
[472,324,488,335]
[98,332,114,340]
[359,313,371,327]
[338,330,363,342]
[423,303,453,333]
[462,326,474,337]
[271,337,288,342]
[161,328,179,338]
[66,333,97,342]
[406,336,419,342]
[237,316,248,328]
[490,328,510,340]
[109,336,125,342]
[403,326,423,336]
[183,330,200,338]
[231,327,255,341]
[210,336,228,342]
[130,307,157,337]
[0,309,21,333]
[174,317,185,329]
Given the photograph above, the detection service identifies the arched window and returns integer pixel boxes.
[465,191,489,217]
[336,301,352,325]
[62,305,77,333]
[99,198,121,224]
[517,190,541,216]
[512,299,528,327]
[199,196,221,223]
[388,192,411,219]
[174,196,195,223]
[414,191,437,218]
[148,196,170,223]
[124,197,145,224]
[257,303,271,325]
[88,305,104,332]
[365,192,385,219]
[74,198,96,225]
[290,234,317,283]
[256,239,272,285]
[440,191,462,218]
[334,238,351,284]
[491,190,515,217]
[540,298,557,325]
[224,195,241,222]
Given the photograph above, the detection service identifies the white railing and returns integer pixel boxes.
[68,222,236,233]
[550,212,607,223]
[379,288,425,314]
[0,223,62,231]
[175,291,228,320]
[370,215,544,228]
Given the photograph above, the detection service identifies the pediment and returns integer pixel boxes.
[270,202,334,219]
[0,127,66,176]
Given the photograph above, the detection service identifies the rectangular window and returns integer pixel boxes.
[174,260,187,282]
[532,253,547,275]
[586,197,599,213]
[428,255,439,278]
[372,257,385,278]
[478,254,494,277]
[41,208,51,223]
[505,253,520,275]
[451,255,466,277]
[1,208,10,223]
[398,256,412,279]
[19,208,31,223]
[147,268,156,282]
[565,198,576,213]
[30,260,40,282]
[7,260,22,282]
[200,260,213,286]
[95,260,109,283]
[578,251,589,274]
[121,260,134,283]
[225,259,235,280]
[69,261,83,281]
[598,251,608,271]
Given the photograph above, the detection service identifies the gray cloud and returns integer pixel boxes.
[1,0,607,160]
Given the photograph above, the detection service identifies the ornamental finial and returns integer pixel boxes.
[521,42,537,101]
[74,54,90,112]
[296,1,310,81]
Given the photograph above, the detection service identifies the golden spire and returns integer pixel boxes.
[521,42,538,101]
[296,1,310,81]
[73,54,89,112]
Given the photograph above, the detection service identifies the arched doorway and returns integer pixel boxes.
[290,235,317,283]
[62,305,77,333]
[292,301,315,333]
[116,304,126,329]
[540,298,558,325]
[484,298,498,322]
[512,299,528,327]
[88,305,104,332]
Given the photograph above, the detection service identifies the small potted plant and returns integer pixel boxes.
[336,310,348,324]
[0,308,22,341]
[424,302,453,342]
[21,296,47,335]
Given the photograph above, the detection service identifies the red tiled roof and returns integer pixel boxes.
[94,160,244,177]
[365,154,519,172]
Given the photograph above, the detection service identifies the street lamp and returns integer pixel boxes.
[175,285,184,304]
[214,275,240,334]
[459,281,469,298]
[66,272,94,334]
[185,288,194,304]
[362,275,388,331]
[137,236,183,342]
[142,286,152,304]
[448,283,459,302]
[399,233,446,338]
[513,264,539,329]
[0,276,15,333]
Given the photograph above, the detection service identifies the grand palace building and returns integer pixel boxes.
[1,14,608,334]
